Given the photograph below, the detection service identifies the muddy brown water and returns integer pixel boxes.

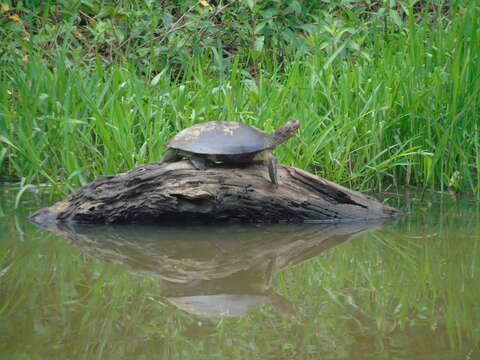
[1,188,479,359]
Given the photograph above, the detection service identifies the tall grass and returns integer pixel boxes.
[0,4,479,197]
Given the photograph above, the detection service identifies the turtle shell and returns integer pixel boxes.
[167,121,274,155]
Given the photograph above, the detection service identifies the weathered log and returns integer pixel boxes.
[29,160,401,225]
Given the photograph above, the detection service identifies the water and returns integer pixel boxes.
[1,188,479,359]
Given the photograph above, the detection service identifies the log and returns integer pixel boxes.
[29,160,401,225]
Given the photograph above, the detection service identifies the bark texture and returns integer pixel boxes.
[29,160,401,225]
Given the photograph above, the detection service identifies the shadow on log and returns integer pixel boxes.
[30,161,401,225]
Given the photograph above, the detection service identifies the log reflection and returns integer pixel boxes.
[47,221,393,317]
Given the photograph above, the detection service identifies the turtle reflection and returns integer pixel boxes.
[48,222,391,317]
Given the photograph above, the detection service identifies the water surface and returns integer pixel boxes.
[1,189,479,359]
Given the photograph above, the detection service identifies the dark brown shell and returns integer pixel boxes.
[167,121,274,155]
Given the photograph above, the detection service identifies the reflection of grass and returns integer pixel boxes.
[1,197,479,358]
[1,5,479,197]
[278,201,480,358]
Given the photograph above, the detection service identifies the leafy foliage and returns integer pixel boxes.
[0,0,455,72]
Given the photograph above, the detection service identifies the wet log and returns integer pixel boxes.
[29,160,401,225]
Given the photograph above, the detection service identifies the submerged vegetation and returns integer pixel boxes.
[0,0,479,197]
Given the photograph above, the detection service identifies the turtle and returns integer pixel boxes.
[162,120,300,185]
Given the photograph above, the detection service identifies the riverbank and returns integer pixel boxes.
[1,1,479,198]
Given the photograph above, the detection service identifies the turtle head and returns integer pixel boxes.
[272,120,300,146]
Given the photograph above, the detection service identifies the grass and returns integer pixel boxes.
[0,1,479,199]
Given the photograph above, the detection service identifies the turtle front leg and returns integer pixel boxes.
[190,154,207,170]
[267,153,278,185]
[162,149,180,163]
